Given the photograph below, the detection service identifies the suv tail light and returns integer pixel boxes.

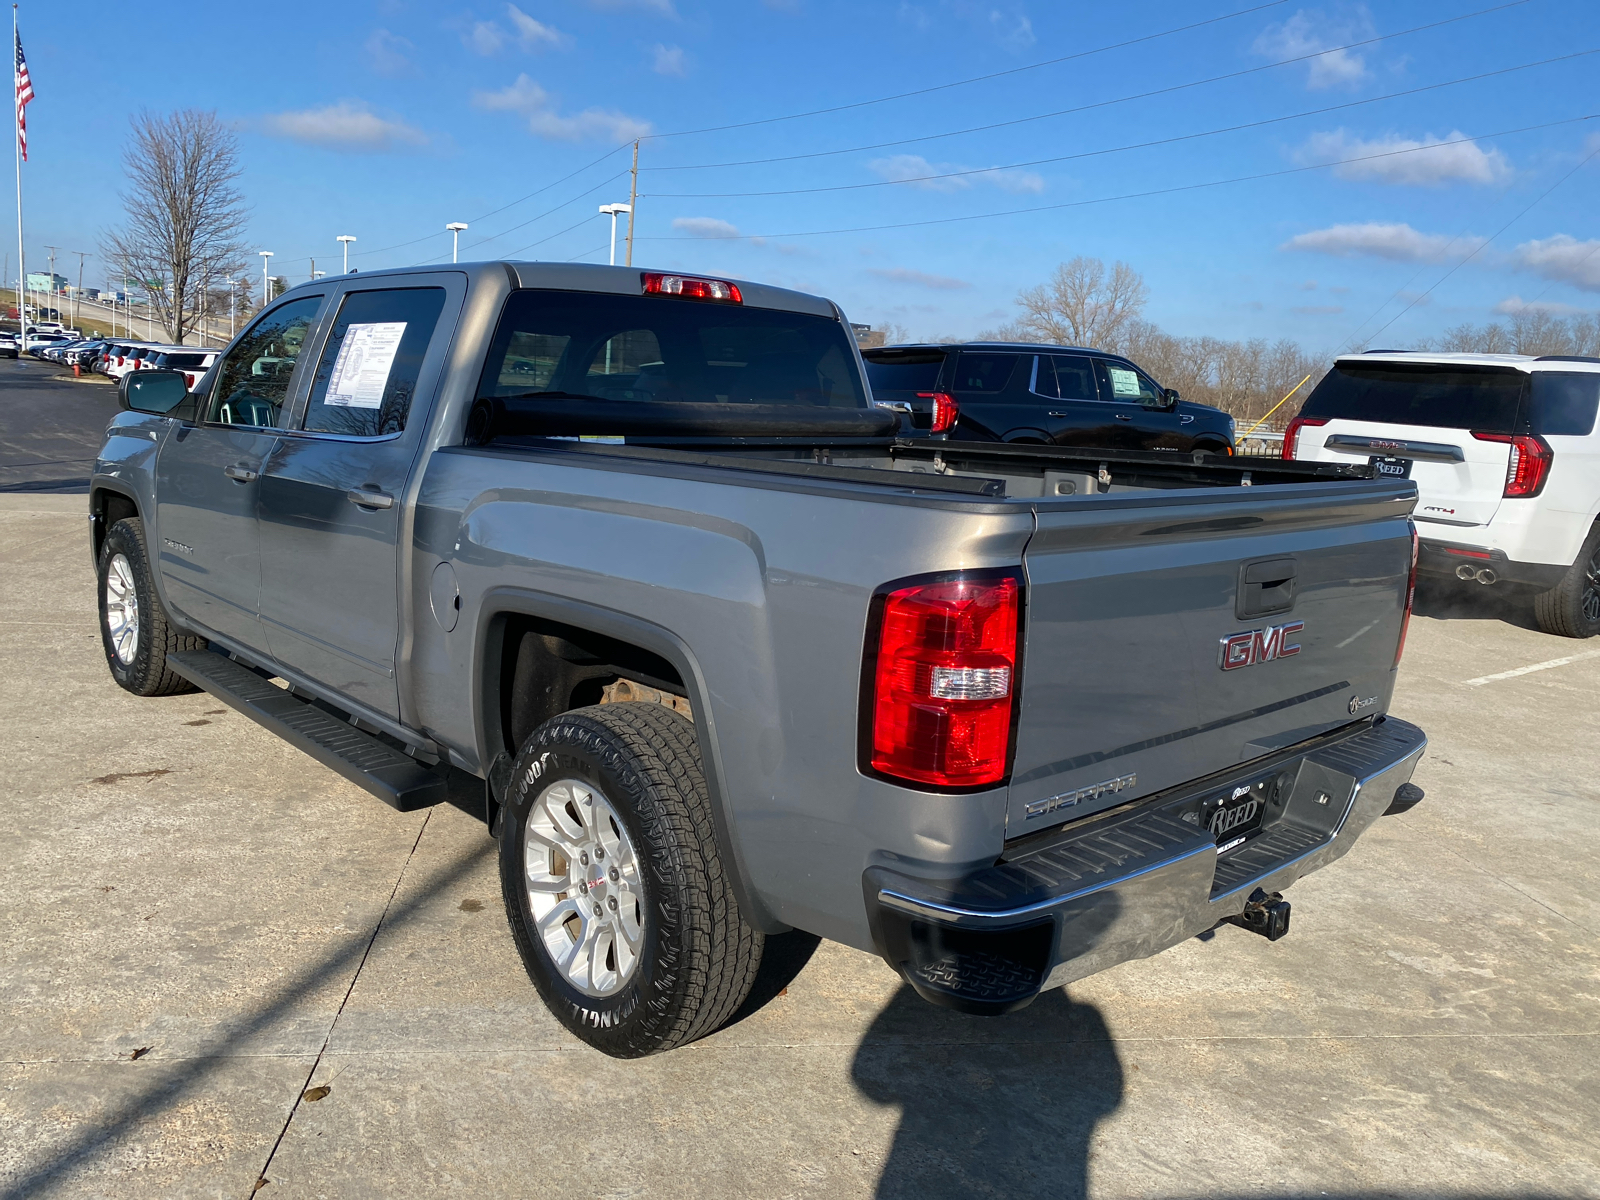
[1282,415,1328,460]
[864,572,1021,789]
[641,272,742,304]
[1472,431,1552,497]
[1395,522,1418,669]
[916,391,958,433]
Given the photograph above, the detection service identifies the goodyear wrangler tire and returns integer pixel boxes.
[499,702,764,1057]
[97,517,206,696]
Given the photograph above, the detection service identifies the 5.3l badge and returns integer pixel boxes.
[1219,621,1304,670]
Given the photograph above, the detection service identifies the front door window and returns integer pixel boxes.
[207,296,323,427]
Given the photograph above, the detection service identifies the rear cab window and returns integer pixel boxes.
[478,290,867,411]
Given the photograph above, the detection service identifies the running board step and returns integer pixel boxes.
[167,649,448,812]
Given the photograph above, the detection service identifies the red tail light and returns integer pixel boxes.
[1282,415,1328,460]
[641,272,742,304]
[1395,522,1418,669]
[917,391,958,433]
[1472,431,1552,497]
[185,373,195,387]
[116,356,124,366]
[865,572,1021,789]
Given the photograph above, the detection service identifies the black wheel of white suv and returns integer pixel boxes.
[499,701,763,1057]
[97,517,206,696]
[1533,522,1600,639]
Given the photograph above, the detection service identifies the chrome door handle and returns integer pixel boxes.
[1048,411,1072,417]
[1114,414,1133,421]
[347,488,394,510]
[223,464,258,482]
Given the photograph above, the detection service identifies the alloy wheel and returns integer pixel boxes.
[1583,548,1600,624]
[105,553,140,665]
[523,777,645,997]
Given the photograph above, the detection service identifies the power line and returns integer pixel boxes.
[641,0,1296,140]
[635,115,1597,245]
[1353,141,1600,348]
[462,171,629,252]
[645,51,1593,199]
[641,0,1538,172]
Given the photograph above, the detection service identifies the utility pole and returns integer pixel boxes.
[227,278,236,338]
[43,243,57,314]
[625,139,639,267]
[72,251,86,329]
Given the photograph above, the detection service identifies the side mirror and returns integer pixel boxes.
[1163,388,1181,408]
[120,368,190,416]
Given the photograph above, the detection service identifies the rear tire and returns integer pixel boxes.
[1533,522,1600,639]
[499,702,763,1057]
[97,517,206,696]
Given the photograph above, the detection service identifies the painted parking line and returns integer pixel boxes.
[1464,648,1600,686]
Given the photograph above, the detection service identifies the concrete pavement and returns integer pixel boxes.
[0,492,1596,1199]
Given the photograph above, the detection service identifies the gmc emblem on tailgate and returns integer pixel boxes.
[1219,621,1304,670]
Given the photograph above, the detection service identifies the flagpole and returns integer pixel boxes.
[13,4,23,322]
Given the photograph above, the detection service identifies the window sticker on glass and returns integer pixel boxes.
[1108,366,1142,398]
[326,322,407,409]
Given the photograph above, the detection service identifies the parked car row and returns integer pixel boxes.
[24,332,219,387]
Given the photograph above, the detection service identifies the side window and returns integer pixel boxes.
[1094,359,1163,406]
[1049,355,1099,401]
[954,352,1020,395]
[303,287,447,437]
[206,296,323,427]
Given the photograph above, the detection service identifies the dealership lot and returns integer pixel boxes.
[0,484,1595,1199]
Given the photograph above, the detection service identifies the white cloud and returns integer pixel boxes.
[466,20,505,55]
[653,44,687,76]
[473,74,651,142]
[1513,234,1600,292]
[1281,221,1483,262]
[869,267,971,291]
[672,217,742,239]
[867,154,1044,194]
[259,102,427,152]
[1253,6,1374,90]
[365,28,412,76]
[506,4,569,49]
[1494,295,1593,316]
[1299,128,1511,186]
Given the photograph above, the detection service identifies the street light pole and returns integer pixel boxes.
[227,279,237,339]
[598,204,632,266]
[337,235,356,274]
[446,222,468,263]
[258,251,273,305]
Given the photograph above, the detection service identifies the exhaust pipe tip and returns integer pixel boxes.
[1476,568,1497,585]
[1455,563,1478,580]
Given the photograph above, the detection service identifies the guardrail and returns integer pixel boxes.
[1235,430,1284,459]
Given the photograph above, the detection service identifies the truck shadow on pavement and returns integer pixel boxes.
[852,986,1122,1200]
[0,831,498,1200]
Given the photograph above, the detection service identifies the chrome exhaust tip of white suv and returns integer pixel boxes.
[1455,563,1477,581]
[1454,563,1498,585]
[1476,568,1497,585]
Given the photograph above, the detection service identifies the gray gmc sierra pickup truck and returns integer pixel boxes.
[91,262,1427,1057]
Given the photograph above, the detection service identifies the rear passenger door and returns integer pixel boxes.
[255,275,461,719]
[1031,353,1112,446]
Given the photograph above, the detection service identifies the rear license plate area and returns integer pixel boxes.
[1369,455,1412,478]
[1171,773,1283,855]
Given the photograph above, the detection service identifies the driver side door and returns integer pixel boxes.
[153,294,324,650]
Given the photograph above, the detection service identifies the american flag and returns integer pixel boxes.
[15,31,34,162]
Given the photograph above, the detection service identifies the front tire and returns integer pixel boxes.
[500,702,763,1057]
[97,517,206,695]
[1533,522,1600,639]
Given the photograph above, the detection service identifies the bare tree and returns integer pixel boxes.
[1008,256,1150,350]
[102,110,248,344]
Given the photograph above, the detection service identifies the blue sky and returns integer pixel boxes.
[11,0,1599,349]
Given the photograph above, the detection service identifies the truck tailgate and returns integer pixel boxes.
[1008,481,1415,836]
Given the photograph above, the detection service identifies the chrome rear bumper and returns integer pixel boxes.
[865,716,1427,1014]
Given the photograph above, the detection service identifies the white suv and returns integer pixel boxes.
[1286,352,1600,638]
